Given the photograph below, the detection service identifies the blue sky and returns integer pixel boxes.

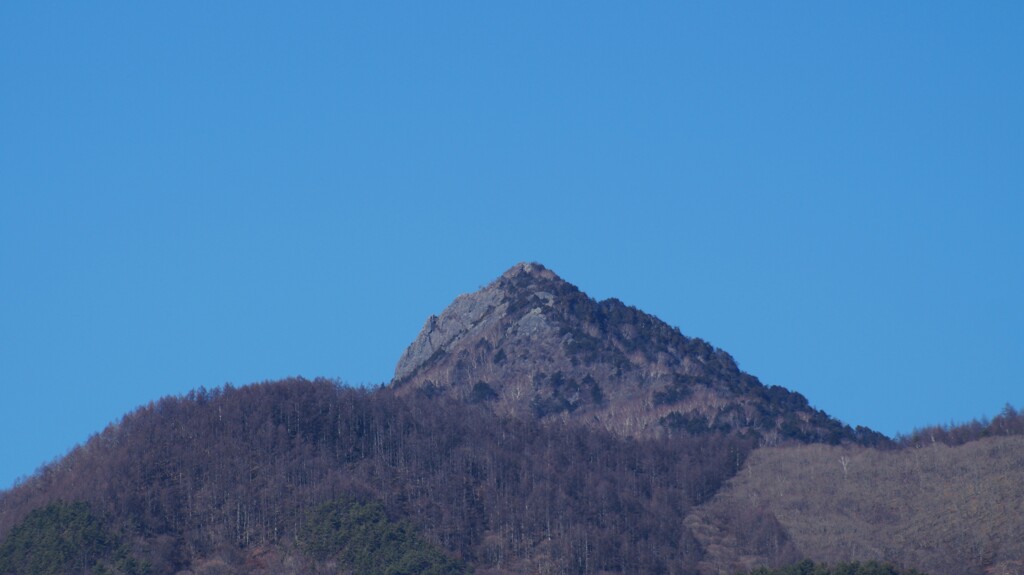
[2,3,1021,489]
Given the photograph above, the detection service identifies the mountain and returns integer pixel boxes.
[393,262,886,446]
[2,262,1021,575]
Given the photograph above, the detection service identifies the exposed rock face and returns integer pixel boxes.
[393,263,886,445]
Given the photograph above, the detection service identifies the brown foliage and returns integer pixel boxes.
[0,378,755,574]
[689,438,1024,575]
[898,404,1024,448]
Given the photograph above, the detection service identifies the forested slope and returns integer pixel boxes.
[688,436,1024,575]
[1,378,755,574]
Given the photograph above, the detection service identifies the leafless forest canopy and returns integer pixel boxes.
[3,379,1022,575]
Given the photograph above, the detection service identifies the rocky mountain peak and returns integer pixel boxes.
[393,263,579,382]
[391,263,886,446]
[501,261,558,282]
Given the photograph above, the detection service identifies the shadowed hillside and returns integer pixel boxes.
[1,378,755,574]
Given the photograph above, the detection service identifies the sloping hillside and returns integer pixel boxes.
[688,436,1024,575]
[1,379,753,574]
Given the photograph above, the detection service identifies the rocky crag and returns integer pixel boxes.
[393,262,886,446]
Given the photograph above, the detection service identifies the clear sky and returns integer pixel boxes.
[2,3,1021,489]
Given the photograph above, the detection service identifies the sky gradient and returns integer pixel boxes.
[2,3,1022,489]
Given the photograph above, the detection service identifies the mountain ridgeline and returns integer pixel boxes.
[394,263,886,447]
[2,263,1021,575]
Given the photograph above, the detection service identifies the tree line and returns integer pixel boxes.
[1,378,757,574]
[897,404,1024,447]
